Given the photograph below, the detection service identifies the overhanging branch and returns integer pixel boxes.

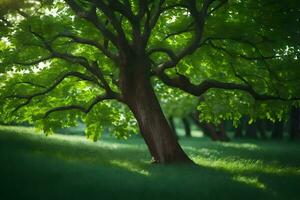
[155,70,300,101]
[15,55,53,66]
[44,93,116,118]
[52,33,117,61]
[7,71,99,113]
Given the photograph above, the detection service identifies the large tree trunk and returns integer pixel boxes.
[119,61,192,164]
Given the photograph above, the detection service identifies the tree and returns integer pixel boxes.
[1,0,300,163]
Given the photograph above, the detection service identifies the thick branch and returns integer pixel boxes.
[147,47,176,60]
[65,0,119,47]
[163,22,194,40]
[92,0,131,51]
[156,71,300,101]
[143,0,165,43]
[154,0,205,71]
[27,27,117,92]
[108,0,136,24]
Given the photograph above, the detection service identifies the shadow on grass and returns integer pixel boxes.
[0,126,299,200]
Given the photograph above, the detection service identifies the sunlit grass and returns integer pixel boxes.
[217,142,260,150]
[233,175,267,190]
[110,160,150,176]
[1,125,300,200]
[193,156,300,175]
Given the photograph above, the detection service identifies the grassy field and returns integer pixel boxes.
[0,125,300,200]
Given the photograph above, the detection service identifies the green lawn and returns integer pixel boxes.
[0,125,299,200]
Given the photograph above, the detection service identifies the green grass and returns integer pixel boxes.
[0,125,300,200]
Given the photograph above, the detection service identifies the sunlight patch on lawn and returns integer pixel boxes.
[0,125,38,135]
[110,160,150,176]
[232,175,267,190]
[217,142,260,150]
[193,156,300,176]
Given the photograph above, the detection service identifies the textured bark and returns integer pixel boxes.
[182,117,191,137]
[119,59,192,164]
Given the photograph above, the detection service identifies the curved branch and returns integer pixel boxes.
[147,47,176,60]
[27,28,117,90]
[16,81,47,89]
[156,70,300,101]
[206,39,280,61]
[44,93,117,118]
[154,1,206,71]
[8,71,98,113]
[52,33,117,61]
[163,22,194,40]
[65,0,119,47]
[207,0,228,16]
[15,55,53,66]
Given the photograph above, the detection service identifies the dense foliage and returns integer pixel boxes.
[0,0,299,141]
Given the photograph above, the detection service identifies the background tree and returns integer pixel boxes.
[1,0,300,164]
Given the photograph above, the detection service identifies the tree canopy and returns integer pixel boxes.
[0,0,300,163]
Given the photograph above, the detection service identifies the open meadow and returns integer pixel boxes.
[0,125,299,200]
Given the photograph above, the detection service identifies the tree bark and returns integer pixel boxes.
[119,60,192,164]
[182,117,191,137]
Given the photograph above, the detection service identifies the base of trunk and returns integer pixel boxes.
[121,64,193,164]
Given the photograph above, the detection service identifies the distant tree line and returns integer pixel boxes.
[169,107,300,141]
